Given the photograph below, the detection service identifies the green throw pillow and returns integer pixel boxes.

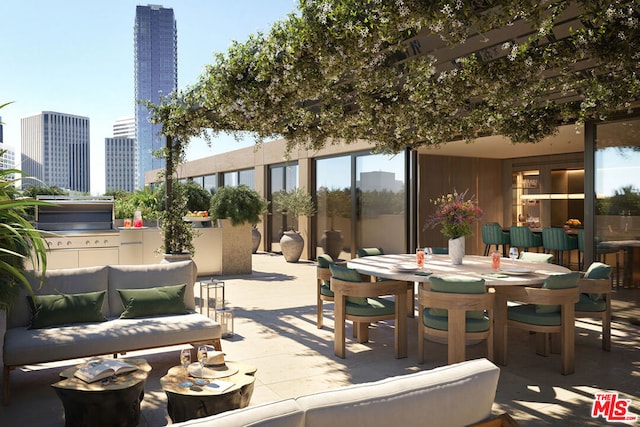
[329,264,368,306]
[427,275,486,319]
[28,290,107,329]
[536,272,580,314]
[118,284,188,319]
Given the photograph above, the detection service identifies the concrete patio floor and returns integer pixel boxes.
[1,253,639,426]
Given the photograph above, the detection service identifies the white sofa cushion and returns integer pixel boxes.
[170,359,499,427]
[297,358,499,427]
[172,399,304,427]
[3,313,220,366]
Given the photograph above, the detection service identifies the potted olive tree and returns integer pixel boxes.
[210,185,267,253]
[317,187,350,260]
[272,188,316,263]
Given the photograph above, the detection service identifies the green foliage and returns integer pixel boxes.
[210,185,267,226]
[0,158,50,309]
[146,0,639,156]
[182,180,212,212]
[317,187,350,229]
[596,185,640,216]
[111,188,162,220]
[272,188,316,231]
[160,183,194,255]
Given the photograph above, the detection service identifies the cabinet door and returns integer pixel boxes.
[45,250,80,269]
[78,249,119,267]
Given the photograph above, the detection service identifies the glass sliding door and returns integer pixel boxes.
[316,155,351,260]
[355,153,406,255]
[268,163,298,252]
[594,117,640,287]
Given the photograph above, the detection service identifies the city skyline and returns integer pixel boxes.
[1,1,297,194]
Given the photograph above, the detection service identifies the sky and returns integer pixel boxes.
[1,0,298,195]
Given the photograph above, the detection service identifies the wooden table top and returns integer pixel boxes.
[347,254,571,286]
[160,362,256,396]
[52,358,151,392]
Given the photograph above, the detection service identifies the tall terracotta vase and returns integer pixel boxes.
[280,230,304,263]
[448,236,465,265]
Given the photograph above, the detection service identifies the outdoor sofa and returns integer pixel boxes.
[172,358,501,427]
[0,260,222,404]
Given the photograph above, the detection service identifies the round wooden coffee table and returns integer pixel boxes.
[51,358,151,427]
[160,361,257,423]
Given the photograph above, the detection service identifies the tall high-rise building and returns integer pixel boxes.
[20,111,90,192]
[113,115,136,139]
[105,137,137,192]
[0,115,16,173]
[134,4,177,189]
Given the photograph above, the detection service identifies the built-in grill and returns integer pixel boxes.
[36,197,121,251]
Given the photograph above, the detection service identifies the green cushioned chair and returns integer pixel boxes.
[519,252,553,263]
[330,264,408,358]
[316,254,335,329]
[577,230,620,287]
[576,262,612,351]
[509,226,543,252]
[507,272,580,375]
[481,222,511,257]
[355,247,415,318]
[418,275,494,365]
[542,227,578,266]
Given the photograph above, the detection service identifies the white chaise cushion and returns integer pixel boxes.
[171,398,304,427]
[297,358,499,427]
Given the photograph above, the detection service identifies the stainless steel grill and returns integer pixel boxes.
[36,196,120,250]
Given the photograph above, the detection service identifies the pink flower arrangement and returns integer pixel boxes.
[424,189,483,239]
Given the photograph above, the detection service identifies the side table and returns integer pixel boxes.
[160,361,256,423]
[51,358,151,427]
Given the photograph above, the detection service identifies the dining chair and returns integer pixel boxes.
[330,264,408,358]
[356,247,415,318]
[418,275,494,365]
[481,222,511,257]
[509,226,543,252]
[518,252,553,263]
[576,262,612,351]
[541,227,578,266]
[432,247,449,254]
[316,254,335,329]
[507,272,580,375]
[577,230,620,287]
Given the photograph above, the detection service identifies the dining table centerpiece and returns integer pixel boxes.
[424,189,483,265]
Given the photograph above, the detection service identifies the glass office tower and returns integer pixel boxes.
[134,4,177,189]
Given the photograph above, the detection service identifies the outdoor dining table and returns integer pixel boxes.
[347,253,571,365]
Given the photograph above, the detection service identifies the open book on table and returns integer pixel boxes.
[74,359,137,383]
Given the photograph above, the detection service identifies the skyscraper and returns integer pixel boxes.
[20,111,90,192]
[134,4,177,189]
[105,137,137,192]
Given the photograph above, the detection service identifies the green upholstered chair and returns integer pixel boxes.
[542,227,578,266]
[356,247,415,318]
[330,264,408,358]
[418,276,494,365]
[316,254,335,329]
[507,272,580,375]
[509,226,543,252]
[356,247,384,257]
[432,247,449,254]
[576,262,612,351]
[577,230,620,287]
[481,222,511,257]
[519,251,553,263]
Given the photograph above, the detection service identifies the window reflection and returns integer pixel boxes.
[356,154,406,254]
[316,156,351,260]
[595,117,640,287]
[269,163,298,252]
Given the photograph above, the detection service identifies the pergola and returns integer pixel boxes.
[147,0,639,253]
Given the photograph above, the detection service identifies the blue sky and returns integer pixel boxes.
[1,0,298,194]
